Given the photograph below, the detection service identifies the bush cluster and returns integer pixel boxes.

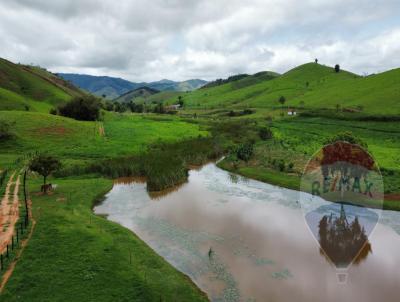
[58,96,101,121]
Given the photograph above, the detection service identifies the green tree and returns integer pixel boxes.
[58,95,101,121]
[29,155,61,193]
[335,64,340,73]
[278,96,286,109]
[178,96,184,107]
[0,120,14,141]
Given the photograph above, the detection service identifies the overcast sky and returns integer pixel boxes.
[0,0,399,82]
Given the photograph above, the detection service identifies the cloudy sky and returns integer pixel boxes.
[0,0,399,82]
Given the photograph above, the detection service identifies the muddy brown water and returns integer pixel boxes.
[94,163,400,302]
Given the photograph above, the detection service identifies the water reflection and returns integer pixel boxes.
[114,176,187,200]
[318,204,372,267]
[114,176,146,185]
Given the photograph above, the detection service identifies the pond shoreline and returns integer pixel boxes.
[217,158,400,211]
[93,178,210,301]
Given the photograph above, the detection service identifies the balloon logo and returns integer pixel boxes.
[299,141,384,282]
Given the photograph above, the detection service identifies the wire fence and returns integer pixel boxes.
[0,210,30,271]
[0,169,30,272]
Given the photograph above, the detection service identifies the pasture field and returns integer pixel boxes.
[0,111,208,168]
[217,115,400,209]
[0,176,207,301]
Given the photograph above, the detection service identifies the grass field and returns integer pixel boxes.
[0,176,207,301]
[0,111,208,168]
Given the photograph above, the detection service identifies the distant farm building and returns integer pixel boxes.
[287,108,297,116]
[166,104,181,111]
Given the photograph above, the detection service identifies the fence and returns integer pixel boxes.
[0,201,30,271]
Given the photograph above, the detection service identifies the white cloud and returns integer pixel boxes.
[0,0,399,81]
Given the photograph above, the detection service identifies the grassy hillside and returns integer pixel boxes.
[169,63,400,115]
[0,58,85,112]
[116,90,181,106]
[114,87,160,103]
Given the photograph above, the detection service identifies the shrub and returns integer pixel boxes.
[58,95,101,121]
[288,162,294,172]
[278,160,285,172]
[0,120,14,141]
[259,127,273,140]
[236,142,254,162]
[153,103,165,114]
[104,101,114,111]
[324,131,368,149]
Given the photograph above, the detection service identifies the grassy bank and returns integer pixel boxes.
[214,115,400,211]
[87,137,224,191]
[0,176,208,301]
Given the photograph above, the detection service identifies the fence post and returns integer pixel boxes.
[6,245,9,258]
[11,236,14,250]
[21,222,24,234]
[16,228,19,243]
[0,254,3,270]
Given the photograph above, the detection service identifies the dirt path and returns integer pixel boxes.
[0,200,35,293]
[0,172,21,255]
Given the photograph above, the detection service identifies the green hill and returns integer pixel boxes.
[169,63,400,115]
[0,58,85,112]
[113,86,160,103]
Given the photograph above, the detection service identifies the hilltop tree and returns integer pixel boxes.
[315,58,318,64]
[335,64,340,73]
[29,155,61,193]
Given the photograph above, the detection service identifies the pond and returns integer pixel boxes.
[94,163,400,302]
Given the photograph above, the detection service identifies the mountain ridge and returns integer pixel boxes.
[57,73,207,99]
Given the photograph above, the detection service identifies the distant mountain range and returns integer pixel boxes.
[57,73,207,99]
